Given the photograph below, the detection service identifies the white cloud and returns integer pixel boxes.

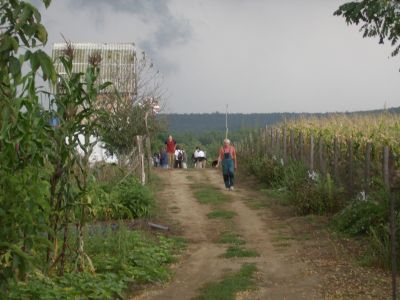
[37,0,400,113]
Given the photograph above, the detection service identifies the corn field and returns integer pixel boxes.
[237,113,400,197]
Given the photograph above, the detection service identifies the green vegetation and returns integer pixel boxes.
[335,1,400,58]
[6,224,184,299]
[260,189,290,206]
[207,209,237,219]
[0,1,176,298]
[239,114,400,270]
[221,246,259,258]
[193,185,230,205]
[218,232,246,245]
[197,264,257,300]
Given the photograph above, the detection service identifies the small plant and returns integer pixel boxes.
[283,162,344,215]
[192,185,230,205]
[110,175,154,219]
[332,190,388,236]
[247,156,284,188]
[197,264,257,300]
[207,209,237,219]
[221,246,259,258]
[218,232,245,245]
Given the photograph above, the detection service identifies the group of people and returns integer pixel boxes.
[153,135,237,191]
[153,135,188,169]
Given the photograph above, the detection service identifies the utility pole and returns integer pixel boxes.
[225,104,228,139]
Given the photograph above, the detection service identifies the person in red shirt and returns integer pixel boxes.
[165,135,176,169]
[216,139,237,190]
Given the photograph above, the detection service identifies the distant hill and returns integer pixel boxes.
[159,107,400,134]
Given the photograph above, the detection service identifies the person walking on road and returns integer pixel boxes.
[160,147,168,169]
[216,139,237,191]
[165,135,176,169]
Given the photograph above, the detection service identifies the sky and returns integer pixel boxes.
[34,0,400,114]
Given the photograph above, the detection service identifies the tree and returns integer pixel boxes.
[98,51,164,162]
[335,0,400,57]
[0,0,57,283]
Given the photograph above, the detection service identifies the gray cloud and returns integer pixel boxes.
[67,0,192,73]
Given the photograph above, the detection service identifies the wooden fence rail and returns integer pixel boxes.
[237,126,397,197]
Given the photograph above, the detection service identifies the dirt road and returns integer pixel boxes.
[132,168,322,299]
[132,168,391,299]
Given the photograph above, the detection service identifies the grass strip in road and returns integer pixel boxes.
[221,246,260,258]
[218,232,246,245]
[192,184,230,205]
[207,209,237,219]
[197,263,257,300]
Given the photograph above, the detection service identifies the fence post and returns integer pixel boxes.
[299,131,304,162]
[364,142,371,195]
[283,127,287,164]
[333,136,339,183]
[386,146,397,300]
[264,127,268,156]
[145,136,152,181]
[275,128,280,157]
[384,146,390,188]
[136,135,145,185]
[348,139,354,194]
[290,129,295,160]
[318,136,325,175]
[310,133,314,171]
[249,133,253,156]
[270,127,274,156]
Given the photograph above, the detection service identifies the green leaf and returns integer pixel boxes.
[0,36,16,53]
[42,0,52,9]
[9,56,21,77]
[35,24,48,44]
[17,4,33,30]
[30,52,40,73]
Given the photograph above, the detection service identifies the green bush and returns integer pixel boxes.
[248,156,284,187]
[6,272,126,300]
[4,225,185,299]
[332,199,387,236]
[283,162,344,215]
[90,182,132,221]
[110,175,154,219]
[282,161,322,214]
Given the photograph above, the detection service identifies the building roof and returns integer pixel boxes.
[52,42,137,95]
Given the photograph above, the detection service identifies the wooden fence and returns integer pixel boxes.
[238,126,400,299]
[127,135,152,185]
[237,126,398,196]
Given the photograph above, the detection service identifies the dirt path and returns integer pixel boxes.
[132,168,324,300]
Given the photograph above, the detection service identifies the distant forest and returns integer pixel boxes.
[159,107,400,134]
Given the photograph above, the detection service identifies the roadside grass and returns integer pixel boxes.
[192,184,230,205]
[244,197,270,210]
[148,171,165,193]
[221,246,260,258]
[207,209,237,219]
[218,232,246,245]
[197,264,257,300]
[260,188,290,206]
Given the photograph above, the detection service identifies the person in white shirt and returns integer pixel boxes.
[193,146,206,168]
[174,146,184,168]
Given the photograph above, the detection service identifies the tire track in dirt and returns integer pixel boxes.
[206,169,322,299]
[133,169,322,299]
[132,169,245,300]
